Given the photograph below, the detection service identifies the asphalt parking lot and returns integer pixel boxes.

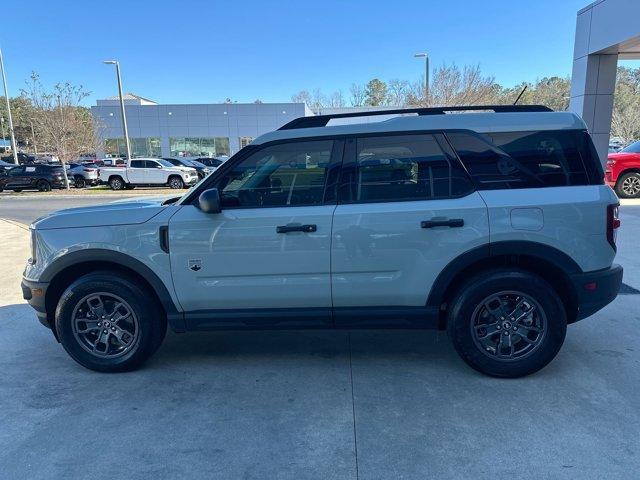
[1,197,640,479]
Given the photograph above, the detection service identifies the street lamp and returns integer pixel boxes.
[0,47,19,164]
[103,60,132,161]
[414,53,429,106]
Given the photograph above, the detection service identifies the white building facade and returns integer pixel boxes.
[91,95,313,158]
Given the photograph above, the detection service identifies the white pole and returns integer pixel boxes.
[0,47,19,164]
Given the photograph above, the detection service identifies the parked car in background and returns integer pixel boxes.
[0,159,17,171]
[162,157,212,180]
[607,140,640,198]
[67,163,100,188]
[193,157,227,171]
[102,158,126,167]
[99,158,198,190]
[1,152,36,165]
[0,164,66,192]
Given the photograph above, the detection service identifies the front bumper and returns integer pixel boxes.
[570,264,623,321]
[21,277,51,329]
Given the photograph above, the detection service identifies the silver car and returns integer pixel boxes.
[67,163,100,188]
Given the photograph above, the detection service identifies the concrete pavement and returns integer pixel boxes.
[1,205,640,479]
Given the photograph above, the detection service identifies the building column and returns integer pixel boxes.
[569,53,618,165]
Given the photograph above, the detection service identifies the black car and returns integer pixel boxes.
[1,152,37,165]
[0,164,67,192]
[162,157,209,179]
[193,157,225,169]
[0,159,17,171]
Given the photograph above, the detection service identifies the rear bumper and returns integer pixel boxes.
[21,277,51,328]
[570,264,623,321]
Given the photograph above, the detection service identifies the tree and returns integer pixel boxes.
[350,83,366,106]
[365,78,388,106]
[612,67,640,142]
[0,96,36,147]
[387,79,410,106]
[21,72,102,188]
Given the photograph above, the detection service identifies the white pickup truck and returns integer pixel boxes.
[99,158,199,190]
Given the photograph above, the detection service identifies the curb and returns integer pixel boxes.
[0,218,30,230]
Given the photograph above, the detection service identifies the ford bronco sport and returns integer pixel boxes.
[22,105,623,377]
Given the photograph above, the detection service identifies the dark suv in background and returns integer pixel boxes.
[0,164,66,192]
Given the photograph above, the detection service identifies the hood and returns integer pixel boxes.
[608,151,638,160]
[33,196,174,230]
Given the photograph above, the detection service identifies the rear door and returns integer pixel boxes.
[168,139,343,328]
[145,160,167,184]
[3,166,26,188]
[331,132,489,326]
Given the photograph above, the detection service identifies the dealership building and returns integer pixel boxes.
[90,95,313,159]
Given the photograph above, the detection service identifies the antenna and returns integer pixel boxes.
[513,85,527,105]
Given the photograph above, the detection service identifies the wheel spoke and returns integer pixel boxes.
[92,330,110,354]
[514,305,536,323]
[111,327,132,347]
[475,322,500,339]
[484,296,509,321]
[86,295,106,318]
[75,318,101,333]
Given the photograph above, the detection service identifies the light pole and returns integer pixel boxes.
[103,60,132,161]
[414,52,429,106]
[0,47,19,164]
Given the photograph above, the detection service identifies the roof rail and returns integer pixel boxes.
[279,104,553,130]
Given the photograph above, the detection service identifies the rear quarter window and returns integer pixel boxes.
[447,130,602,189]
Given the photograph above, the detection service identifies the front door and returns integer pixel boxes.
[168,138,343,328]
[145,159,167,184]
[331,133,489,326]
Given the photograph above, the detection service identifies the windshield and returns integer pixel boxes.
[621,141,640,153]
[157,159,175,168]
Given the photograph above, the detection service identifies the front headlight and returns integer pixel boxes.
[29,227,37,265]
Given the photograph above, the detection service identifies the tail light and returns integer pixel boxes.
[607,204,620,250]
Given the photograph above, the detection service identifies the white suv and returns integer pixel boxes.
[22,105,623,377]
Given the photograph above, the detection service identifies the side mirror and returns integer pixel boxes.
[198,188,222,214]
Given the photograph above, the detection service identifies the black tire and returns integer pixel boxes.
[615,172,640,198]
[447,269,567,378]
[124,184,136,190]
[109,176,125,190]
[55,272,167,372]
[13,189,22,192]
[168,176,184,189]
[74,176,86,188]
[37,180,51,192]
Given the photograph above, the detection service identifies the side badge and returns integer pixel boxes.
[188,259,202,272]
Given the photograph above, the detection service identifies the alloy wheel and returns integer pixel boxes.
[71,293,139,358]
[470,291,547,361]
[622,175,640,197]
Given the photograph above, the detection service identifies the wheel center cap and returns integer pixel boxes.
[502,321,512,330]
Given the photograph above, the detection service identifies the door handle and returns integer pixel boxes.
[276,223,317,234]
[421,218,464,229]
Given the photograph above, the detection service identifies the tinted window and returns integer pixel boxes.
[217,140,334,208]
[343,133,473,203]
[447,130,597,189]
[130,160,145,168]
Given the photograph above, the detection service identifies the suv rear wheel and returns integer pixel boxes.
[447,269,566,378]
[615,171,640,198]
[55,272,167,372]
[37,180,51,192]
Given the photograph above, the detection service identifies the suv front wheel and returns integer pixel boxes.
[447,269,567,378]
[55,272,167,372]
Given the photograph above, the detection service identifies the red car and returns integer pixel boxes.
[607,140,640,198]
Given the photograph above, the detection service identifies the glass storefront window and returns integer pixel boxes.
[169,137,230,157]
[104,138,160,158]
[239,136,254,149]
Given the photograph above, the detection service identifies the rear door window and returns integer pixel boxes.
[340,133,473,203]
